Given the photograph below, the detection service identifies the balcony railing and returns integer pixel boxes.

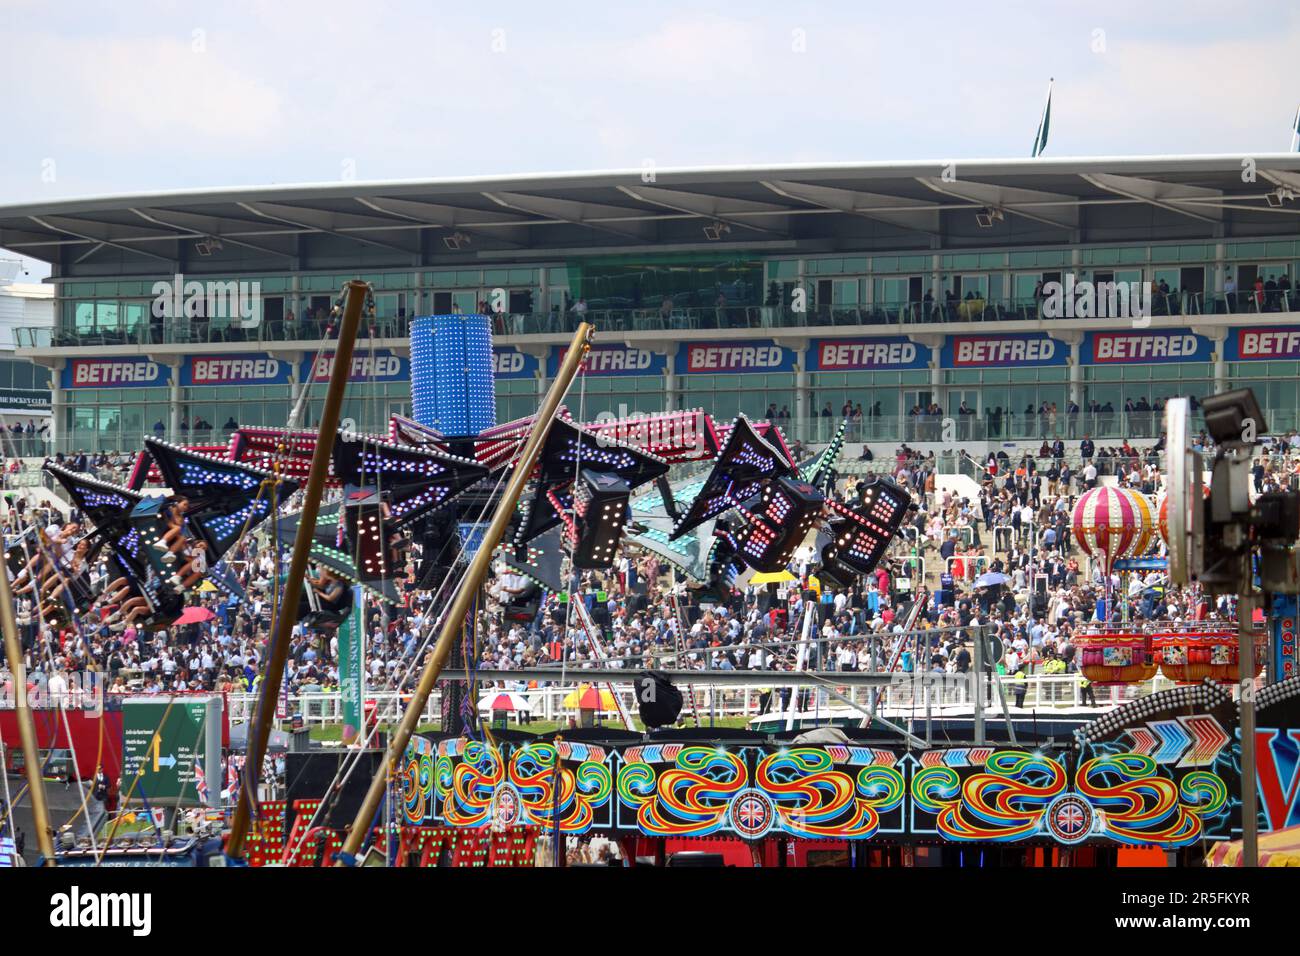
[785,409,1216,446]
[19,286,1298,350]
[46,410,1259,457]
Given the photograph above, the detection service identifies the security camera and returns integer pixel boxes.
[1267,187,1297,207]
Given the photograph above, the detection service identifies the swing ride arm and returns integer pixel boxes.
[335,321,595,865]
[226,280,369,859]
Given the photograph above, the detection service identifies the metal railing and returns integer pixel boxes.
[219,672,1175,731]
[46,407,1293,459]
[770,410,1210,446]
[21,286,1300,350]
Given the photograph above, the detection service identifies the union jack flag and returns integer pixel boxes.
[194,756,209,803]
[227,756,244,803]
[1055,802,1086,836]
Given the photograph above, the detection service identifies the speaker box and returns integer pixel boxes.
[285,749,386,831]
[635,671,683,728]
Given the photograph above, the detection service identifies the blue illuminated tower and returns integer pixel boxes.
[409,314,496,435]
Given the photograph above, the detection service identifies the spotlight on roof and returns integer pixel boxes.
[193,237,223,256]
[1266,187,1297,208]
[702,221,731,241]
[975,207,1004,229]
[443,232,472,251]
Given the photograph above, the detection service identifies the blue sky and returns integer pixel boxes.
[4,0,1300,278]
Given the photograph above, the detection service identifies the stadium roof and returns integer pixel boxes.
[6,153,1300,278]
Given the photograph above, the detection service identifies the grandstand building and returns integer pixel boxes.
[4,154,1300,455]
[0,258,53,436]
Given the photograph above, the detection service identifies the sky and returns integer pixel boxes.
[3,0,1300,279]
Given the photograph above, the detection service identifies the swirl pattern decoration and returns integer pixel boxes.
[1075,754,1223,847]
[755,748,904,839]
[617,747,746,836]
[507,742,611,834]
[911,751,1066,842]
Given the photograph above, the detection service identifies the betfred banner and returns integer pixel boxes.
[942,333,1066,368]
[492,347,539,380]
[1084,330,1212,364]
[550,344,666,377]
[676,340,798,374]
[1224,327,1300,361]
[810,337,929,371]
[301,350,408,383]
[62,358,170,388]
[181,355,293,386]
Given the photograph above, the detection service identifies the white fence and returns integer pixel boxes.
[225,673,1177,730]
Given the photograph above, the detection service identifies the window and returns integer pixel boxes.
[679,373,795,422]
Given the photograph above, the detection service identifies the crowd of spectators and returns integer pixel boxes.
[7,430,1298,725]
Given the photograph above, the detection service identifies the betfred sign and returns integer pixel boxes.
[62,359,169,388]
[182,356,292,386]
[550,345,666,377]
[811,337,928,371]
[677,341,796,374]
[1225,328,1300,361]
[492,348,537,380]
[302,350,408,383]
[1086,331,1211,364]
[943,334,1065,368]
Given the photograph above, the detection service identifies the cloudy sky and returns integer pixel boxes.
[3,0,1300,278]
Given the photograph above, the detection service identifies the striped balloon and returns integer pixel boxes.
[1072,487,1144,574]
[1158,485,1208,545]
[1120,488,1155,558]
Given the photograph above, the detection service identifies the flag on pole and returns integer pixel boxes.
[1032,78,1053,157]
[1291,104,1300,153]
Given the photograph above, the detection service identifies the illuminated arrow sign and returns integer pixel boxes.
[1125,727,1159,757]
[1177,715,1230,767]
[1149,719,1193,765]
[943,749,970,768]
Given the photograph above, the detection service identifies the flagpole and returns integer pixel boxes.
[1033,78,1054,158]
[1291,105,1299,153]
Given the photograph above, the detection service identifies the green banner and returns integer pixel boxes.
[339,586,365,745]
[121,696,221,806]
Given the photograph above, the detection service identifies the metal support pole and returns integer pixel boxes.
[784,603,814,731]
[227,280,368,859]
[973,622,986,746]
[0,568,56,864]
[1238,560,1259,868]
[336,322,595,863]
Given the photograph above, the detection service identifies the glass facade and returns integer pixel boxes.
[65,387,171,452]
[1228,361,1300,432]
[567,374,672,420]
[679,373,795,421]
[1081,363,1214,410]
[810,370,929,418]
[566,253,762,313]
